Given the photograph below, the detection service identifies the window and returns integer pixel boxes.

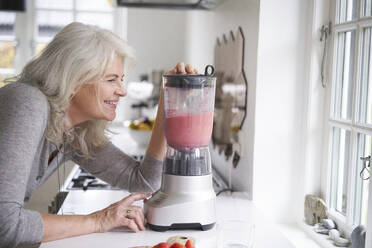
[0,0,118,88]
[0,13,16,88]
[35,0,74,55]
[34,0,114,55]
[327,0,372,233]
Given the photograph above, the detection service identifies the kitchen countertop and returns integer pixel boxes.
[40,123,295,247]
[40,190,295,248]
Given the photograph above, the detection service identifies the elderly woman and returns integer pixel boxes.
[0,22,197,247]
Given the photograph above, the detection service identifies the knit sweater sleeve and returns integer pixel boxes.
[0,83,48,248]
[72,142,163,193]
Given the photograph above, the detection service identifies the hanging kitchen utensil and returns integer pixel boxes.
[212,26,248,169]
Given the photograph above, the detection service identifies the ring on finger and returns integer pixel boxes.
[125,209,132,219]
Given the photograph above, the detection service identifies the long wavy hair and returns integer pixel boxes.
[16,22,135,158]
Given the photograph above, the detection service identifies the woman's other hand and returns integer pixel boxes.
[166,62,198,75]
[90,193,151,233]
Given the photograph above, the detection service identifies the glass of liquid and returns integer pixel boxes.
[218,220,255,248]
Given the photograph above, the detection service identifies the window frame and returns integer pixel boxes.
[0,0,126,84]
[0,12,22,77]
[0,27,17,75]
[324,0,372,240]
[33,0,116,56]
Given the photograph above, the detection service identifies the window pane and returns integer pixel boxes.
[333,31,355,120]
[354,133,371,225]
[330,127,351,215]
[76,12,113,30]
[0,42,15,69]
[359,27,372,125]
[36,0,73,10]
[36,43,48,56]
[0,74,10,88]
[362,0,372,17]
[336,0,357,23]
[0,13,15,37]
[37,11,73,38]
[76,0,113,11]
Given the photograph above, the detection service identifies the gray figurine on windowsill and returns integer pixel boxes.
[351,225,366,248]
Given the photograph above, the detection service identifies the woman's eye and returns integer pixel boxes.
[105,77,124,84]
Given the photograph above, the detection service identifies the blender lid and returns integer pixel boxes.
[164,65,215,89]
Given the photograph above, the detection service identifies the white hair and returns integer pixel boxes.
[17,22,136,158]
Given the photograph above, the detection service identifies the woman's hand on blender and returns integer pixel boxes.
[166,62,198,75]
[89,193,151,233]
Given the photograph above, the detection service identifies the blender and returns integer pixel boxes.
[144,65,216,231]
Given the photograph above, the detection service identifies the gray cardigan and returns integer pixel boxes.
[0,82,163,248]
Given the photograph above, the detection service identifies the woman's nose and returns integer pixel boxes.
[115,83,126,97]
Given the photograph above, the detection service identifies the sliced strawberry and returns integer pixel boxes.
[169,243,186,248]
[153,242,171,248]
[185,240,195,248]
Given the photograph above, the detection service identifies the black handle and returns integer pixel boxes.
[204,65,214,76]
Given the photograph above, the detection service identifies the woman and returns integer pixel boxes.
[0,22,197,247]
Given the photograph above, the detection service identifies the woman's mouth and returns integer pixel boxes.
[104,100,118,109]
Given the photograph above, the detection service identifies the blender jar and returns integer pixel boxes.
[162,65,216,176]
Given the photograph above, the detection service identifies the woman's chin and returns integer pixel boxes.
[104,113,116,121]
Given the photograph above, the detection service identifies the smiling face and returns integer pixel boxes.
[67,54,126,126]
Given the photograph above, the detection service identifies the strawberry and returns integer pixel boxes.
[169,243,186,248]
[185,240,195,248]
[153,243,171,248]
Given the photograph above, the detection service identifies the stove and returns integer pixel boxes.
[66,167,121,191]
[63,154,145,191]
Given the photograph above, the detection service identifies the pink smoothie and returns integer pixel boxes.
[165,112,214,149]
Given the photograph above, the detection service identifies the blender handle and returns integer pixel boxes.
[204,65,215,76]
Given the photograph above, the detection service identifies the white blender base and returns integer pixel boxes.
[144,174,216,231]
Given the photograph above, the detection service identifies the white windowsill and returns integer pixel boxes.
[298,222,346,248]
[276,222,342,248]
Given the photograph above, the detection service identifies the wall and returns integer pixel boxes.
[210,0,259,198]
[253,0,313,223]
[184,0,311,223]
[116,8,190,121]
[126,8,189,82]
[295,0,331,223]
[184,0,260,199]
[183,10,215,70]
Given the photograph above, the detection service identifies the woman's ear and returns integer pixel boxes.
[69,89,77,100]
[69,85,82,100]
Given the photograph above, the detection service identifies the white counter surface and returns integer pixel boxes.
[40,190,295,248]
[40,124,294,247]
